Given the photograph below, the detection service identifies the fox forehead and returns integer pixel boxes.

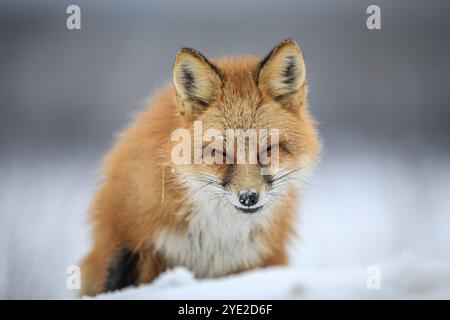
[190,56,304,130]
[212,55,261,93]
[198,105,296,132]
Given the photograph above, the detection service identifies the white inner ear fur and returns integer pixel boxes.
[260,45,305,100]
[173,52,220,105]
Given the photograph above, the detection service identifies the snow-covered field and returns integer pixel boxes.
[92,255,450,300]
[1,147,449,299]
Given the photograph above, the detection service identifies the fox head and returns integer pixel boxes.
[170,39,320,217]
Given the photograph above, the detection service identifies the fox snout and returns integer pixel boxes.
[239,189,259,207]
[224,163,268,214]
[236,189,261,214]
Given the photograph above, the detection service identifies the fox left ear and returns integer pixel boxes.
[173,47,223,117]
[257,39,306,108]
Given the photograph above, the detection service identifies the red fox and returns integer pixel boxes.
[80,39,320,296]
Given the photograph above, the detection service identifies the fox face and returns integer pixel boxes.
[171,39,320,219]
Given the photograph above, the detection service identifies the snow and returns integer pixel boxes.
[91,253,450,300]
[1,147,450,299]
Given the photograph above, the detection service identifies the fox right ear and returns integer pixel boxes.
[257,39,306,109]
[173,48,223,116]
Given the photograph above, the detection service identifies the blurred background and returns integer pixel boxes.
[0,0,449,299]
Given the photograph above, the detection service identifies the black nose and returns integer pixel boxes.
[239,190,259,207]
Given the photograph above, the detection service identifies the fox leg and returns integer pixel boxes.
[103,248,141,292]
[103,247,167,292]
[80,239,119,296]
[81,243,141,296]
[81,243,166,296]
[138,250,167,284]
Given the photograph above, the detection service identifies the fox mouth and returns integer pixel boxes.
[235,206,263,214]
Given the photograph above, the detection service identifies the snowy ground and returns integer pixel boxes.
[92,254,450,300]
[1,146,450,299]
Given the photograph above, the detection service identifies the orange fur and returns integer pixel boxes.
[80,39,320,296]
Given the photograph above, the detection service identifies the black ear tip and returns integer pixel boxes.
[179,47,198,55]
[176,47,209,63]
[174,47,204,72]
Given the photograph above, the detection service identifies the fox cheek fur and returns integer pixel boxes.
[80,39,320,296]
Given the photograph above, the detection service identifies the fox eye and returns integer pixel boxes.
[259,144,278,160]
[211,148,225,158]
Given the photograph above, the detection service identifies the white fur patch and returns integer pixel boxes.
[153,174,275,278]
[154,202,271,278]
[154,155,316,278]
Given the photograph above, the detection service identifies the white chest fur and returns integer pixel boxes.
[154,205,270,278]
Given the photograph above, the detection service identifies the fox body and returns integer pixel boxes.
[80,39,320,296]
